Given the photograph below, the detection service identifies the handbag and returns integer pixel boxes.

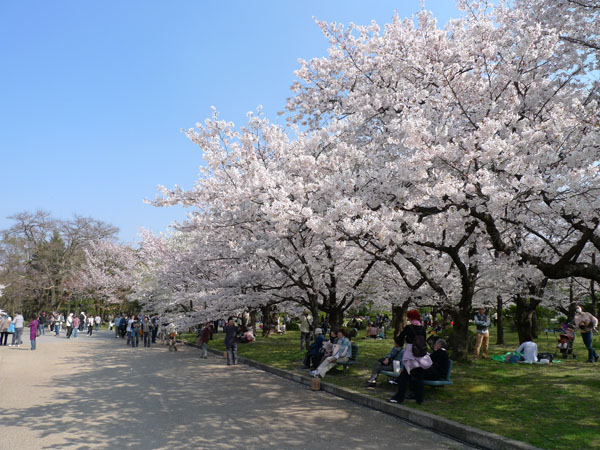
[8,323,15,333]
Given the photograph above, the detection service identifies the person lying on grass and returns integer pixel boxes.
[367,335,404,385]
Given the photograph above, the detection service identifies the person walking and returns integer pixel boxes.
[0,313,11,346]
[87,316,94,336]
[115,314,122,338]
[574,306,599,363]
[142,316,153,347]
[151,314,159,343]
[197,322,211,358]
[131,317,140,348]
[473,307,490,360]
[10,312,24,347]
[72,316,80,338]
[223,317,239,365]
[28,316,39,350]
[66,313,74,338]
[94,315,101,331]
[38,313,47,335]
[53,312,60,336]
[79,312,86,332]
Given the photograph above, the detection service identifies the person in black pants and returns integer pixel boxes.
[389,309,428,405]
[423,339,450,380]
[151,315,159,343]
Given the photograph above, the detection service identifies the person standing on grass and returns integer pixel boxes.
[223,317,239,365]
[28,316,39,350]
[473,307,490,360]
[95,315,101,331]
[10,312,24,347]
[574,306,599,363]
[299,310,313,351]
[388,310,431,405]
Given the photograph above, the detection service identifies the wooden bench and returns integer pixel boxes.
[380,360,453,386]
[336,343,359,372]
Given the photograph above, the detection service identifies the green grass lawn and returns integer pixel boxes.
[182,327,599,450]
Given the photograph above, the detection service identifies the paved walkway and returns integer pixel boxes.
[0,330,474,450]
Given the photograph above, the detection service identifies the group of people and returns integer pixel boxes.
[474,305,599,364]
[113,314,161,349]
[0,310,104,350]
[302,328,352,379]
[297,309,450,405]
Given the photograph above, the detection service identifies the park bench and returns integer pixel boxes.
[380,360,453,386]
[336,343,359,372]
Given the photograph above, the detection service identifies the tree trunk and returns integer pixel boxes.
[249,310,258,330]
[496,295,504,345]
[450,310,471,362]
[514,294,540,343]
[260,304,276,337]
[392,301,409,336]
[328,308,344,330]
[531,311,538,339]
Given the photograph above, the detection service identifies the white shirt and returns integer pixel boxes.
[14,314,24,328]
[517,341,538,363]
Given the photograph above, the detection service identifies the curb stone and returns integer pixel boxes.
[185,343,541,450]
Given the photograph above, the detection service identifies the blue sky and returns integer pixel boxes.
[0,1,460,243]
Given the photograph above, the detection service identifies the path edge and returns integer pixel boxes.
[187,343,540,450]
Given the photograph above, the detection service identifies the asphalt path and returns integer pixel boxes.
[0,329,475,450]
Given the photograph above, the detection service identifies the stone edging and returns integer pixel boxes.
[185,343,541,450]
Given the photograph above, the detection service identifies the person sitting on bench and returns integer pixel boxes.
[303,328,325,369]
[367,335,403,385]
[311,329,351,379]
[423,338,449,381]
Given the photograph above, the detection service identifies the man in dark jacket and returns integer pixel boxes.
[223,317,239,365]
[423,339,450,380]
[303,328,325,369]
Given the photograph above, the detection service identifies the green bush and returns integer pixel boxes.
[286,321,299,331]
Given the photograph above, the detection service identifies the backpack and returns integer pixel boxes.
[411,325,428,357]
